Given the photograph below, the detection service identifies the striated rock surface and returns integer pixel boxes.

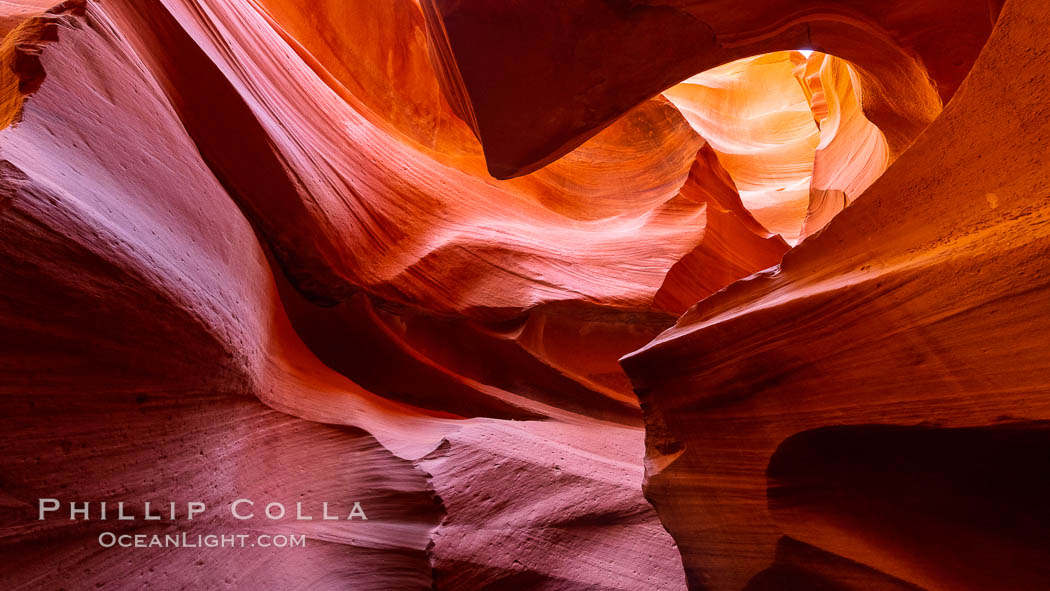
[663,50,889,244]
[0,0,701,588]
[664,52,820,243]
[422,0,996,178]
[1,0,1036,589]
[622,1,1050,589]
[796,53,890,239]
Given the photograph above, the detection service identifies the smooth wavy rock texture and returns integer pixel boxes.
[621,2,1050,589]
[422,0,994,178]
[0,0,1040,589]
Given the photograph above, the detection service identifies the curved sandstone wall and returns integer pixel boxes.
[3,0,1040,590]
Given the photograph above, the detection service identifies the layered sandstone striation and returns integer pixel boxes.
[620,2,1050,589]
[1,0,1034,590]
[0,0,692,588]
[421,0,995,178]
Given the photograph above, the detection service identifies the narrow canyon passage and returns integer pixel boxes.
[2,1,1047,590]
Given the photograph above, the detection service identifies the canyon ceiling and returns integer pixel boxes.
[2,0,1048,590]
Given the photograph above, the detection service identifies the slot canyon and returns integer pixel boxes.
[1,0,1047,589]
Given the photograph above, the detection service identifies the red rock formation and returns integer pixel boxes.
[664,52,820,243]
[796,53,890,239]
[1,0,1035,588]
[422,0,995,178]
[0,0,700,587]
[653,145,789,314]
[621,1,1050,588]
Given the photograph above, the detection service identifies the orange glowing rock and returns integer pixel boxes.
[664,52,820,243]
[797,53,891,239]
[621,2,1050,588]
[0,1,698,588]
[1,0,1033,589]
[421,0,993,179]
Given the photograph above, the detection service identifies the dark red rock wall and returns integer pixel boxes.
[622,1,1050,588]
[2,0,1037,589]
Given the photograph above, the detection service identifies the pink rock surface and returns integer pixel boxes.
[0,1,702,588]
[3,0,1036,589]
